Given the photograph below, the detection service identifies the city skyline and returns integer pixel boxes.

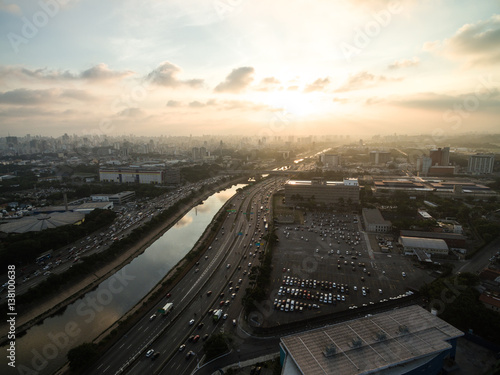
[1,1,499,137]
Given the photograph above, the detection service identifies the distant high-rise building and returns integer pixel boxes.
[369,151,391,165]
[468,154,495,174]
[419,156,432,176]
[429,147,450,166]
[199,146,207,159]
[320,154,341,169]
[192,147,200,160]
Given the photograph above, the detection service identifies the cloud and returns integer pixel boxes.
[335,71,402,92]
[219,99,279,112]
[0,64,134,82]
[303,77,330,93]
[166,100,181,107]
[214,67,255,93]
[423,14,500,66]
[189,100,205,108]
[0,88,95,105]
[332,97,349,104]
[287,85,299,91]
[255,76,281,92]
[390,91,500,110]
[388,57,419,69]
[80,63,134,81]
[117,107,144,117]
[261,77,280,85]
[146,61,204,88]
[0,3,21,14]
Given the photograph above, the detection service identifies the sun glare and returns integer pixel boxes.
[263,90,322,117]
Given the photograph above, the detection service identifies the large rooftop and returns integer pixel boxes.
[0,211,85,233]
[280,305,463,375]
[400,236,449,251]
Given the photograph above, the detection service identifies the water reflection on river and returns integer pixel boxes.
[2,184,243,375]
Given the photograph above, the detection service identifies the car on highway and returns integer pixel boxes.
[149,314,156,321]
[146,349,154,357]
[179,344,186,352]
[197,322,204,329]
[186,351,195,360]
[402,272,406,277]
[207,290,212,296]
[152,352,160,360]
[189,319,195,325]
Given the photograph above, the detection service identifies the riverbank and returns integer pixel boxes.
[53,177,244,374]
[0,177,246,343]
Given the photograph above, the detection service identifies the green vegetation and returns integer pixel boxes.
[242,229,278,314]
[67,343,99,373]
[203,333,231,361]
[420,272,500,345]
[181,163,222,183]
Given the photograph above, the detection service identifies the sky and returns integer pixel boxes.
[0,0,499,138]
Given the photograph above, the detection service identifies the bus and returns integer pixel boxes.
[36,250,53,264]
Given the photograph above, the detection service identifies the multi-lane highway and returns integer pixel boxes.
[85,177,285,375]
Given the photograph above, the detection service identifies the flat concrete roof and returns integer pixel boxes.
[280,305,463,375]
[362,208,391,226]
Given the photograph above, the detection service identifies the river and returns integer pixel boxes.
[3,184,244,375]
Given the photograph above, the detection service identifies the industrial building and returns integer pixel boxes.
[279,304,463,375]
[99,166,180,184]
[284,178,360,206]
[0,212,85,234]
[400,236,449,256]
[372,179,432,195]
[399,230,466,249]
[91,191,135,205]
[362,208,392,233]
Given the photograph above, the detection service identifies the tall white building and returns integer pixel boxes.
[468,154,495,174]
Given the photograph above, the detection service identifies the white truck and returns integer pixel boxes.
[213,309,223,322]
[158,302,173,315]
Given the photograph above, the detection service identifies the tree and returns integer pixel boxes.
[67,343,99,373]
[203,333,230,360]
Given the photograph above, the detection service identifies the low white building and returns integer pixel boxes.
[400,236,449,256]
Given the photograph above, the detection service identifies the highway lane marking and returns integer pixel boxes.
[102,365,110,373]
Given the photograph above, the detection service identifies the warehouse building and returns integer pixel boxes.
[400,236,449,257]
[284,178,360,206]
[99,166,180,184]
[362,208,392,233]
[279,305,463,375]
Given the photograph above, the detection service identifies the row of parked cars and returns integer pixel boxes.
[281,276,352,293]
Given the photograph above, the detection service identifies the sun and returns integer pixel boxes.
[263,90,322,117]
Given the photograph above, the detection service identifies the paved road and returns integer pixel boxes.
[84,177,284,375]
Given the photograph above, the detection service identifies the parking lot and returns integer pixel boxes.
[264,210,432,326]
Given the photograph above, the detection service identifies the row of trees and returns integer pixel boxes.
[420,272,500,345]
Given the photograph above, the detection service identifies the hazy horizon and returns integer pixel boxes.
[1,1,499,138]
